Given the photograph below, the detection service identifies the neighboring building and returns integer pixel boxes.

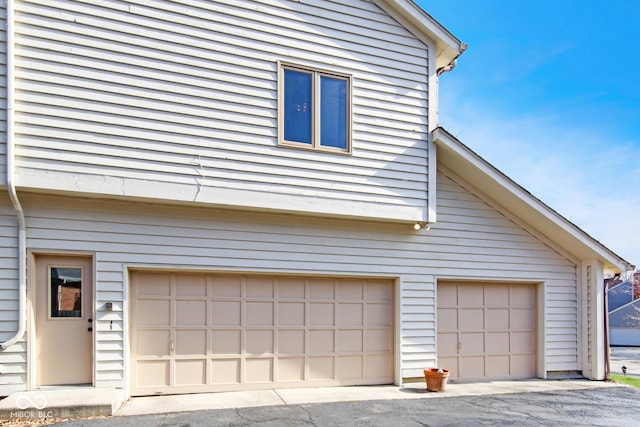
[0,0,631,401]
[607,274,640,346]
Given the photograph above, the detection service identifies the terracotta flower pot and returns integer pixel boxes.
[424,368,449,392]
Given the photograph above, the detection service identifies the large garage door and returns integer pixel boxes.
[131,272,394,396]
[437,282,537,382]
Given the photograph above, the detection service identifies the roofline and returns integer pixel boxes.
[376,0,465,69]
[433,127,633,273]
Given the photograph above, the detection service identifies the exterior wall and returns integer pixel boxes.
[0,168,581,394]
[12,0,431,222]
[0,195,22,393]
[0,0,7,186]
[434,171,579,373]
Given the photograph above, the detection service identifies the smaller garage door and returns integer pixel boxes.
[437,282,537,382]
[130,272,394,396]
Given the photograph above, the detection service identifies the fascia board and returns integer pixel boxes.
[375,0,463,68]
[433,128,631,273]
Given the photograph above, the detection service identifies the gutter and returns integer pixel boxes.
[1,0,27,350]
[437,42,468,76]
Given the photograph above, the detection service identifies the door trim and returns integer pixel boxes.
[27,251,96,389]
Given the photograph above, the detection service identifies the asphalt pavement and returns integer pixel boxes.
[52,385,640,426]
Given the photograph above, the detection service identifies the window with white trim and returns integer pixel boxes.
[278,62,352,153]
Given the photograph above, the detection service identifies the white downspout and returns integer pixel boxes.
[1,0,27,350]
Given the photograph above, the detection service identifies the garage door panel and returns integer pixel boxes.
[486,355,510,376]
[212,330,241,354]
[176,330,206,355]
[459,356,484,378]
[367,281,393,300]
[246,330,274,354]
[175,360,206,386]
[460,332,484,354]
[485,285,509,306]
[486,309,509,330]
[137,273,171,295]
[278,357,305,381]
[137,300,170,326]
[367,303,392,326]
[339,329,363,352]
[176,300,206,326]
[511,309,535,329]
[137,360,169,387]
[338,280,363,299]
[308,357,334,380]
[175,274,207,296]
[437,332,458,355]
[338,356,363,379]
[279,302,305,326]
[211,359,240,384]
[459,287,483,306]
[511,354,535,376]
[278,279,305,298]
[339,303,363,326]
[486,332,509,354]
[459,308,483,329]
[365,354,393,378]
[308,279,335,298]
[246,358,273,383]
[309,330,334,353]
[310,303,334,326]
[512,331,535,352]
[365,329,391,352]
[212,301,241,326]
[279,330,305,354]
[131,273,394,395]
[211,277,241,297]
[246,277,274,298]
[246,302,274,326]
[137,330,170,356]
[438,282,537,382]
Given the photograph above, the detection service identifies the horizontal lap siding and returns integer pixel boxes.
[0,1,6,185]
[13,0,430,221]
[432,171,578,374]
[0,196,24,393]
[17,170,578,386]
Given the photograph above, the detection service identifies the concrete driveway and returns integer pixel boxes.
[51,384,640,426]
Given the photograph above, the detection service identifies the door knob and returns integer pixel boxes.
[87,327,93,332]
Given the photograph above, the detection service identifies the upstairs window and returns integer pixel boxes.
[278,62,352,153]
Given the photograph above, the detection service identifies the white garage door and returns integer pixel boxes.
[130,272,394,396]
[437,282,537,382]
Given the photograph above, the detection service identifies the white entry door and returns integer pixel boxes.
[35,255,93,386]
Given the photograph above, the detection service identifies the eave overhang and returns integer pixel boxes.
[433,127,632,274]
[376,0,465,69]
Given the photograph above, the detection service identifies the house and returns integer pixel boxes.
[0,0,631,400]
[608,273,640,346]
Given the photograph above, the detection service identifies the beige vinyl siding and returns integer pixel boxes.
[5,166,577,392]
[0,195,24,392]
[13,0,430,222]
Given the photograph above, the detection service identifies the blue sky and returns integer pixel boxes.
[417,0,640,268]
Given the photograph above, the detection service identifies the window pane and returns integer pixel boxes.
[284,69,313,144]
[50,267,82,318]
[320,76,347,149]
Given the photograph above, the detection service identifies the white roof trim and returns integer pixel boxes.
[433,127,632,273]
[376,0,464,69]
